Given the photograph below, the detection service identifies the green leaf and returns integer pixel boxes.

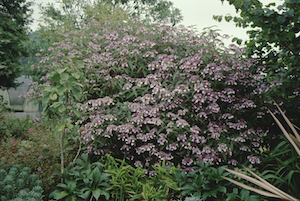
[50,190,69,199]
[277,15,286,24]
[51,101,62,108]
[101,190,110,200]
[57,183,68,189]
[58,105,66,113]
[92,189,101,200]
[50,93,58,100]
[73,109,81,117]
[61,73,69,80]
[71,86,82,100]
[42,94,50,105]
[56,123,65,131]
[71,72,81,79]
[225,15,232,22]
[57,84,67,95]
[52,73,61,83]
[66,122,73,129]
[57,67,68,74]
[217,185,227,193]
[79,190,91,199]
[67,180,77,191]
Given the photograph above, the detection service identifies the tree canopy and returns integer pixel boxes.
[0,0,32,89]
[214,0,300,142]
[37,0,182,30]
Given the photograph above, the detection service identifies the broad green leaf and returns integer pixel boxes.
[51,101,62,108]
[92,189,101,200]
[57,84,67,95]
[50,190,69,199]
[101,190,110,200]
[42,94,50,105]
[52,73,61,83]
[73,109,81,117]
[56,123,65,131]
[57,67,68,74]
[66,122,73,129]
[67,180,77,191]
[61,73,69,80]
[277,15,286,24]
[79,190,91,200]
[71,72,81,79]
[58,105,66,113]
[218,186,227,193]
[57,183,68,189]
[50,93,58,100]
[71,86,82,100]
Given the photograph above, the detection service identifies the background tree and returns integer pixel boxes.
[214,0,300,146]
[0,0,32,89]
[102,0,183,25]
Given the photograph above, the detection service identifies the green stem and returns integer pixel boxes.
[73,140,82,163]
[60,129,64,183]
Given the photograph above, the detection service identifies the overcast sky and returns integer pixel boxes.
[30,0,282,43]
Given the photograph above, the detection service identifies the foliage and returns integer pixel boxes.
[102,0,183,25]
[28,18,275,171]
[38,0,182,29]
[0,115,31,140]
[50,154,180,201]
[214,0,300,146]
[0,163,43,200]
[222,102,300,200]
[175,161,229,199]
[0,0,32,88]
[38,62,84,176]
[259,140,300,199]
[0,116,77,199]
[174,161,261,201]
[50,154,111,201]
[103,155,179,200]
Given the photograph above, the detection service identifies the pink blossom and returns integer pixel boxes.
[42,138,46,141]
[46,129,50,131]
[21,152,26,155]
[37,167,41,171]
[28,128,33,132]
[13,141,17,146]
[33,132,37,136]
[38,155,44,159]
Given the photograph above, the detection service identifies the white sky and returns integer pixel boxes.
[30,0,282,43]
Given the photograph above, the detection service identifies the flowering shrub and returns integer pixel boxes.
[30,18,273,171]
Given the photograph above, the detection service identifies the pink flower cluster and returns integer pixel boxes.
[32,18,274,171]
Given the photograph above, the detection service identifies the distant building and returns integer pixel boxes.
[1,76,41,112]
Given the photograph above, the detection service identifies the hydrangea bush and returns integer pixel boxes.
[29,18,274,171]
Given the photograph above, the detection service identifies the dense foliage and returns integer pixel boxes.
[214,0,300,144]
[27,18,277,172]
[0,163,43,200]
[0,0,32,88]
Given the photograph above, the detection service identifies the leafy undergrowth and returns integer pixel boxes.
[0,115,78,200]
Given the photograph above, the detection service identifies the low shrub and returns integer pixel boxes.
[0,115,32,141]
[0,163,44,201]
[173,161,261,201]
[0,117,78,200]
[51,154,180,201]
[50,153,111,201]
